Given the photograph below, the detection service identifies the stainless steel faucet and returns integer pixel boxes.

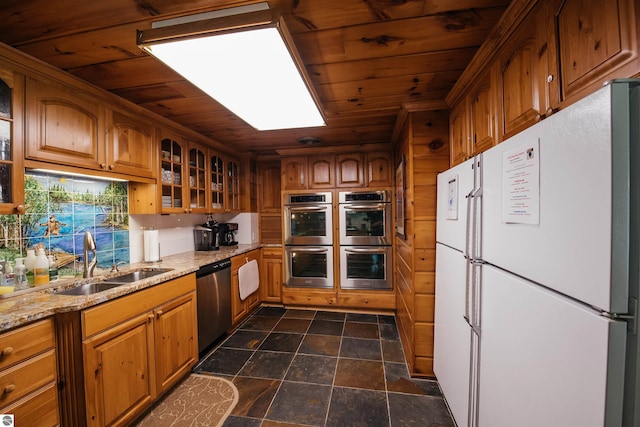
[83,231,97,278]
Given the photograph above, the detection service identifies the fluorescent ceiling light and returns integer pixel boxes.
[137,6,325,131]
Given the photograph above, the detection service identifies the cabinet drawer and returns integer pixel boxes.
[0,319,54,370]
[2,380,59,426]
[337,293,396,310]
[0,349,56,408]
[282,291,337,307]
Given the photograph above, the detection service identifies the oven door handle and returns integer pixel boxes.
[344,247,388,254]
[343,205,386,211]
[289,247,330,253]
[287,206,329,212]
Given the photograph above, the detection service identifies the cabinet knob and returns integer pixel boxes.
[1,347,13,357]
[99,163,106,169]
[547,74,554,83]
[156,310,163,318]
[15,205,25,214]
[364,299,369,304]
[108,164,114,170]
[3,384,15,394]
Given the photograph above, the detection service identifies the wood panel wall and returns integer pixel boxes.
[395,109,450,377]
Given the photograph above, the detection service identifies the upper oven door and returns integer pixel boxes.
[284,203,333,246]
[339,202,392,246]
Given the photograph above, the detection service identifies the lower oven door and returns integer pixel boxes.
[285,246,334,288]
[340,246,393,290]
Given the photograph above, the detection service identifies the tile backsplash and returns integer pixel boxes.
[0,171,129,276]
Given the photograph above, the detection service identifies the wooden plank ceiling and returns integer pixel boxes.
[0,0,510,154]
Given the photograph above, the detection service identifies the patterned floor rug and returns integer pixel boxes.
[134,373,238,426]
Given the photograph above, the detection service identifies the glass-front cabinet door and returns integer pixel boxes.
[160,136,185,212]
[0,69,24,214]
[227,159,240,212]
[187,143,207,213]
[209,153,225,212]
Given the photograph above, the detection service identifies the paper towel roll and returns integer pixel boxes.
[143,230,160,262]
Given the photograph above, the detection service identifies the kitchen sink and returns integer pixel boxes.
[100,268,173,284]
[54,268,173,296]
[55,282,125,296]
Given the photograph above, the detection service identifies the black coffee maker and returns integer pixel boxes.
[193,219,219,251]
[218,223,238,246]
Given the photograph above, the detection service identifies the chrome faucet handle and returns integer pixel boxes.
[110,261,127,272]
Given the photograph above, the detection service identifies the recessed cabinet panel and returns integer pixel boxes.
[469,74,496,155]
[449,102,468,166]
[555,0,637,101]
[26,76,102,169]
[365,152,393,187]
[108,112,155,178]
[309,157,335,188]
[160,137,185,212]
[336,153,363,187]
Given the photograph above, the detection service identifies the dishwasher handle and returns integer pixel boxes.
[196,259,231,277]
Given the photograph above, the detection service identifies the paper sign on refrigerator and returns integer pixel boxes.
[501,140,540,225]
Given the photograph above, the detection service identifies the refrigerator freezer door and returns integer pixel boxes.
[482,84,629,313]
[478,265,626,427]
[436,157,476,252]
[434,243,472,427]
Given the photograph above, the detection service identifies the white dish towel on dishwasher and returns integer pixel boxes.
[238,259,259,301]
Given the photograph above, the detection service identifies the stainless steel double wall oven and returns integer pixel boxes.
[284,192,334,288]
[283,190,393,290]
[338,191,393,290]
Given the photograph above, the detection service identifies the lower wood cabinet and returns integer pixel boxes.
[0,319,59,426]
[56,274,197,427]
[231,250,261,325]
[281,288,337,307]
[336,291,396,310]
[261,248,282,303]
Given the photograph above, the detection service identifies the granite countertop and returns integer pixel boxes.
[0,243,262,333]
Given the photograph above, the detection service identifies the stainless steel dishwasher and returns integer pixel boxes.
[196,258,232,354]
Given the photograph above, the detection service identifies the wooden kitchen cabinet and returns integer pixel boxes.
[0,318,59,426]
[81,274,197,427]
[281,288,337,307]
[308,156,335,188]
[449,101,469,166]
[258,160,282,213]
[105,110,156,179]
[25,75,104,170]
[187,142,208,213]
[0,67,25,215]
[281,156,307,190]
[365,152,393,187]
[336,153,363,188]
[209,152,225,212]
[159,131,187,213]
[231,250,261,325]
[468,69,497,155]
[261,247,283,303]
[548,0,639,106]
[226,158,241,212]
[337,290,396,310]
[498,7,550,139]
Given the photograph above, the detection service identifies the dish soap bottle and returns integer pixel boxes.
[14,258,28,291]
[48,255,58,281]
[4,261,13,287]
[35,248,49,286]
[24,249,36,286]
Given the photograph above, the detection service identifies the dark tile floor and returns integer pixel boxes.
[194,306,455,427]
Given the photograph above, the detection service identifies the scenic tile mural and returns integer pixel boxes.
[0,171,130,277]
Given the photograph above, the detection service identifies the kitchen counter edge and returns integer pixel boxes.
[0,243,263,332]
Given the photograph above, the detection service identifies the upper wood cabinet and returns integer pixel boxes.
[449,101,469,166]
[281,156,307,190]
[106,110,155,178]
[25,75,157,180]
[549,0,639,105]
[226,158,241,212]
[365,152,393,187]
[159,131,187,213]
[186,142,208,214]
[308,156,335,188]
[468,69,497,155]
[258,160,281,213]
[209,152,225,212]
[0,67,25,215]
[336,153,363,188]
[26,75,104,170]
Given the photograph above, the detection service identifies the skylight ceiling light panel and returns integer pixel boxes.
[138,8,325,131]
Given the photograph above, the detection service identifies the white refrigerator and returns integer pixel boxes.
[434,79,640,427]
